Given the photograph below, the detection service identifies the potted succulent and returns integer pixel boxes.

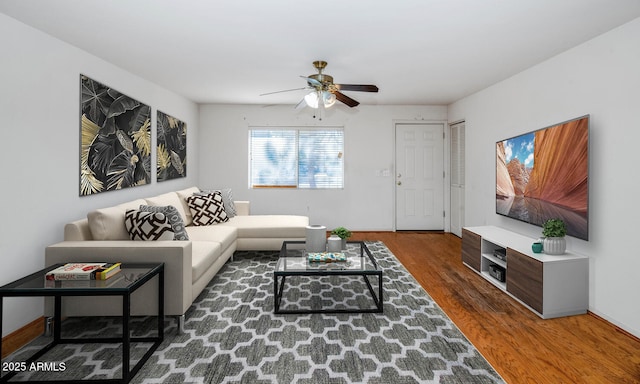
[331,227,352,250]
[541,218,567,255]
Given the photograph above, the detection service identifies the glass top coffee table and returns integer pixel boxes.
[274,241,383,314]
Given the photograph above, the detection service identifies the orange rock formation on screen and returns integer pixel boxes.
[524,119,588,213]
[496,142,515,197]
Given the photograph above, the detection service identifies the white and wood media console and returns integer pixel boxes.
[461,226,588,319]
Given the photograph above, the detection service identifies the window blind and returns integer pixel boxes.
[249,128,344,189]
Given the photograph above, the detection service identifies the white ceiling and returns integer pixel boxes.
[2,0,640,106]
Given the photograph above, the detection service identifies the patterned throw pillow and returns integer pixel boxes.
[186,191,229,226]
[139,205,189,240]
[124,210,175,241]
[197,188,236,218]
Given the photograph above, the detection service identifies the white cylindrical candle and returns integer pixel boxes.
[305,225,326,252]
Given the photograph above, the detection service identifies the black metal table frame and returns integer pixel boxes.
[274,241,383,314]
[0,263,164,384]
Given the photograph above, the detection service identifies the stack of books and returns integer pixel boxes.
[45,262,121,281]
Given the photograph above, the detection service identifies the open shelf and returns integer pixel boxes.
[480,270,506,290]
[481,252,506,269]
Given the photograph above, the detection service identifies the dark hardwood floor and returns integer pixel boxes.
[351,231,640,384]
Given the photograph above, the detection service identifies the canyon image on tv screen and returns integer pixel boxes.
[496,115,589,240]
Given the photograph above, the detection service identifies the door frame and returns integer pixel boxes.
[393,120,450,232]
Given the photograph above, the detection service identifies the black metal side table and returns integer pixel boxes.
[0,262,164,384]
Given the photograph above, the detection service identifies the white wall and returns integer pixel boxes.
[199,104,447,231]
[448,17,640,337]
[0,14,199,336]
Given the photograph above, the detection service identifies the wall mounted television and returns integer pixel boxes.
[496,115,589,240]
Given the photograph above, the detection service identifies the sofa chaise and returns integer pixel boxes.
[45,186,309,332]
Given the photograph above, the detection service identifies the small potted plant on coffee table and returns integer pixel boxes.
[542,218,567,255]
[331,227,352,250]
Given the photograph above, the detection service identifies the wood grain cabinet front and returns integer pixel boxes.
[506,248,543,314]
[461,228,482,272]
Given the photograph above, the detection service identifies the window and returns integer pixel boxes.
[250,128,344,189]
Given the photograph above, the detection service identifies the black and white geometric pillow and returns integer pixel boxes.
[186,191,229,226]
[124,210,175,241]
[139,205,189,240]
[197,188,236,217]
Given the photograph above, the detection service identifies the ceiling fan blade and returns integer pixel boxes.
[335,84,379,93]
[294,97,307,109]
[300,76,322,88]
[333,90,360,108]
[260,87,309,96]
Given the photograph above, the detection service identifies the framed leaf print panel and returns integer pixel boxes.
[157,110,187,182]
[80,75,151,196]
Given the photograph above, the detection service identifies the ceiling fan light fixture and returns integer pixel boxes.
[304,91,319,108]
[304,90,336,109]
[322,91,336,108]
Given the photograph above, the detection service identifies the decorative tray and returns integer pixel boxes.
[307,252,347,262]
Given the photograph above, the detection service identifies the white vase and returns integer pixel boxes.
[305,225,326,253]
[543,237,566,255]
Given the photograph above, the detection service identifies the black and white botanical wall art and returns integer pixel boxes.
[156,110,187,182]
[80,74,151,196]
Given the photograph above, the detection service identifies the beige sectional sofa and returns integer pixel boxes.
[45,186,309,332]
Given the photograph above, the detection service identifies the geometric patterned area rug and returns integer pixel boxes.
[5,241,504,383]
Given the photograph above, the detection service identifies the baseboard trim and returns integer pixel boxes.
[588,311,640,343]
[1,317,44,358]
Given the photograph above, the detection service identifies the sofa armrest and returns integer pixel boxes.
[45,241,193,316]
[234,201,250,216]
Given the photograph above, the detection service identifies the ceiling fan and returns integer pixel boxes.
[261,60,379,109]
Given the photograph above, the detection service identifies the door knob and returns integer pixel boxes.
[397,181,402,186]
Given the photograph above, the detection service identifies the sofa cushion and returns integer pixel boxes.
[191,241,221,283]
[144,192,189,225]
[87,199,148,240]
[124,210,175,241]
[186,192,229,226]
[139,205,189,240]
[197,189,237,217]
[175,186,201,226]
[219,215,308,238]
[186,225,237,252]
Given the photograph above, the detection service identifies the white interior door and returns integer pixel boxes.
[395,123,445,230]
